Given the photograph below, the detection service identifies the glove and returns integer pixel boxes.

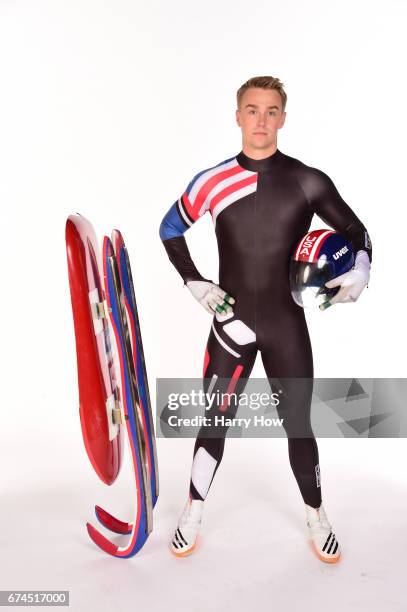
[321,250,370,309]
[186,280,235,316]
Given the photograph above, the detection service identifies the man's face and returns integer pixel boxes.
[236,87,286,153]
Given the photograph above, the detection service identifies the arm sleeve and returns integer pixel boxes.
[159,182,210,284]
[299,167,372,262]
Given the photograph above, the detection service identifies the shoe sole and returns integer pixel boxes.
[311,541,341,564]
[170,539,198,558]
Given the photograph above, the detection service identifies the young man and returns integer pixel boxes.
[159,76,372,562]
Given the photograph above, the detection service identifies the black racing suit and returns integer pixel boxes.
[160,148,372,508]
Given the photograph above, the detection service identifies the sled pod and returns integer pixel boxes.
[65,215,123,486]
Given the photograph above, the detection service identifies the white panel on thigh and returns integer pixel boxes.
[223,319,256,345]
[191,447,218,499]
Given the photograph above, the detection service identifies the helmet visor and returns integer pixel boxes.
[289,258,338,308]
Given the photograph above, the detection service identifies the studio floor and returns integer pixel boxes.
[1,432,406,612]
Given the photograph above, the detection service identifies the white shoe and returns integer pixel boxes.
[305,503,341,563]
[170,499,204,557]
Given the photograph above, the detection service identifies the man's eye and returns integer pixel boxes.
[269,111,276,116]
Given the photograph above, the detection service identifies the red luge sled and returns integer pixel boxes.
[66,215,123,485]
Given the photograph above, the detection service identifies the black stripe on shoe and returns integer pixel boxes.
[327,535,336,554]
[332,541,339,555]
[172,540,179,549]
[177,528,188,545]
[174,531,183,546]
[322,533,333,552]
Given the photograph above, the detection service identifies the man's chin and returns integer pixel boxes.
[249,140,275,150]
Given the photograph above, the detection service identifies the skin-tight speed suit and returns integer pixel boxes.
[160,149,372,508]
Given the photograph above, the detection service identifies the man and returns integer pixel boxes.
[159,76,372,562]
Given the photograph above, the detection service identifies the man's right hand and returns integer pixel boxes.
[186,280,235,316]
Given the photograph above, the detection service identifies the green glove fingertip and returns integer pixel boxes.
[319,300,332,311]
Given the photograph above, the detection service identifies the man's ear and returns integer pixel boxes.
[235,109,241,127]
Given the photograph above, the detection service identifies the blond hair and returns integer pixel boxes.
[237,76,287,111]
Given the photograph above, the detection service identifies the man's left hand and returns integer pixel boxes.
[322,250,371,307]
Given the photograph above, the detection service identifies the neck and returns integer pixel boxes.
[242,142,278,160]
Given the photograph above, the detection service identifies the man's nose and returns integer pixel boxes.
[256,113,267,125]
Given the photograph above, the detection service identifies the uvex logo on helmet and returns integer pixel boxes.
[332,246,349,260]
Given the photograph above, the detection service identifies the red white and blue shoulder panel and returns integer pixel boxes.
[159,156,257,240]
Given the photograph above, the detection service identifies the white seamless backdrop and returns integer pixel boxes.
[0,2,406,611]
